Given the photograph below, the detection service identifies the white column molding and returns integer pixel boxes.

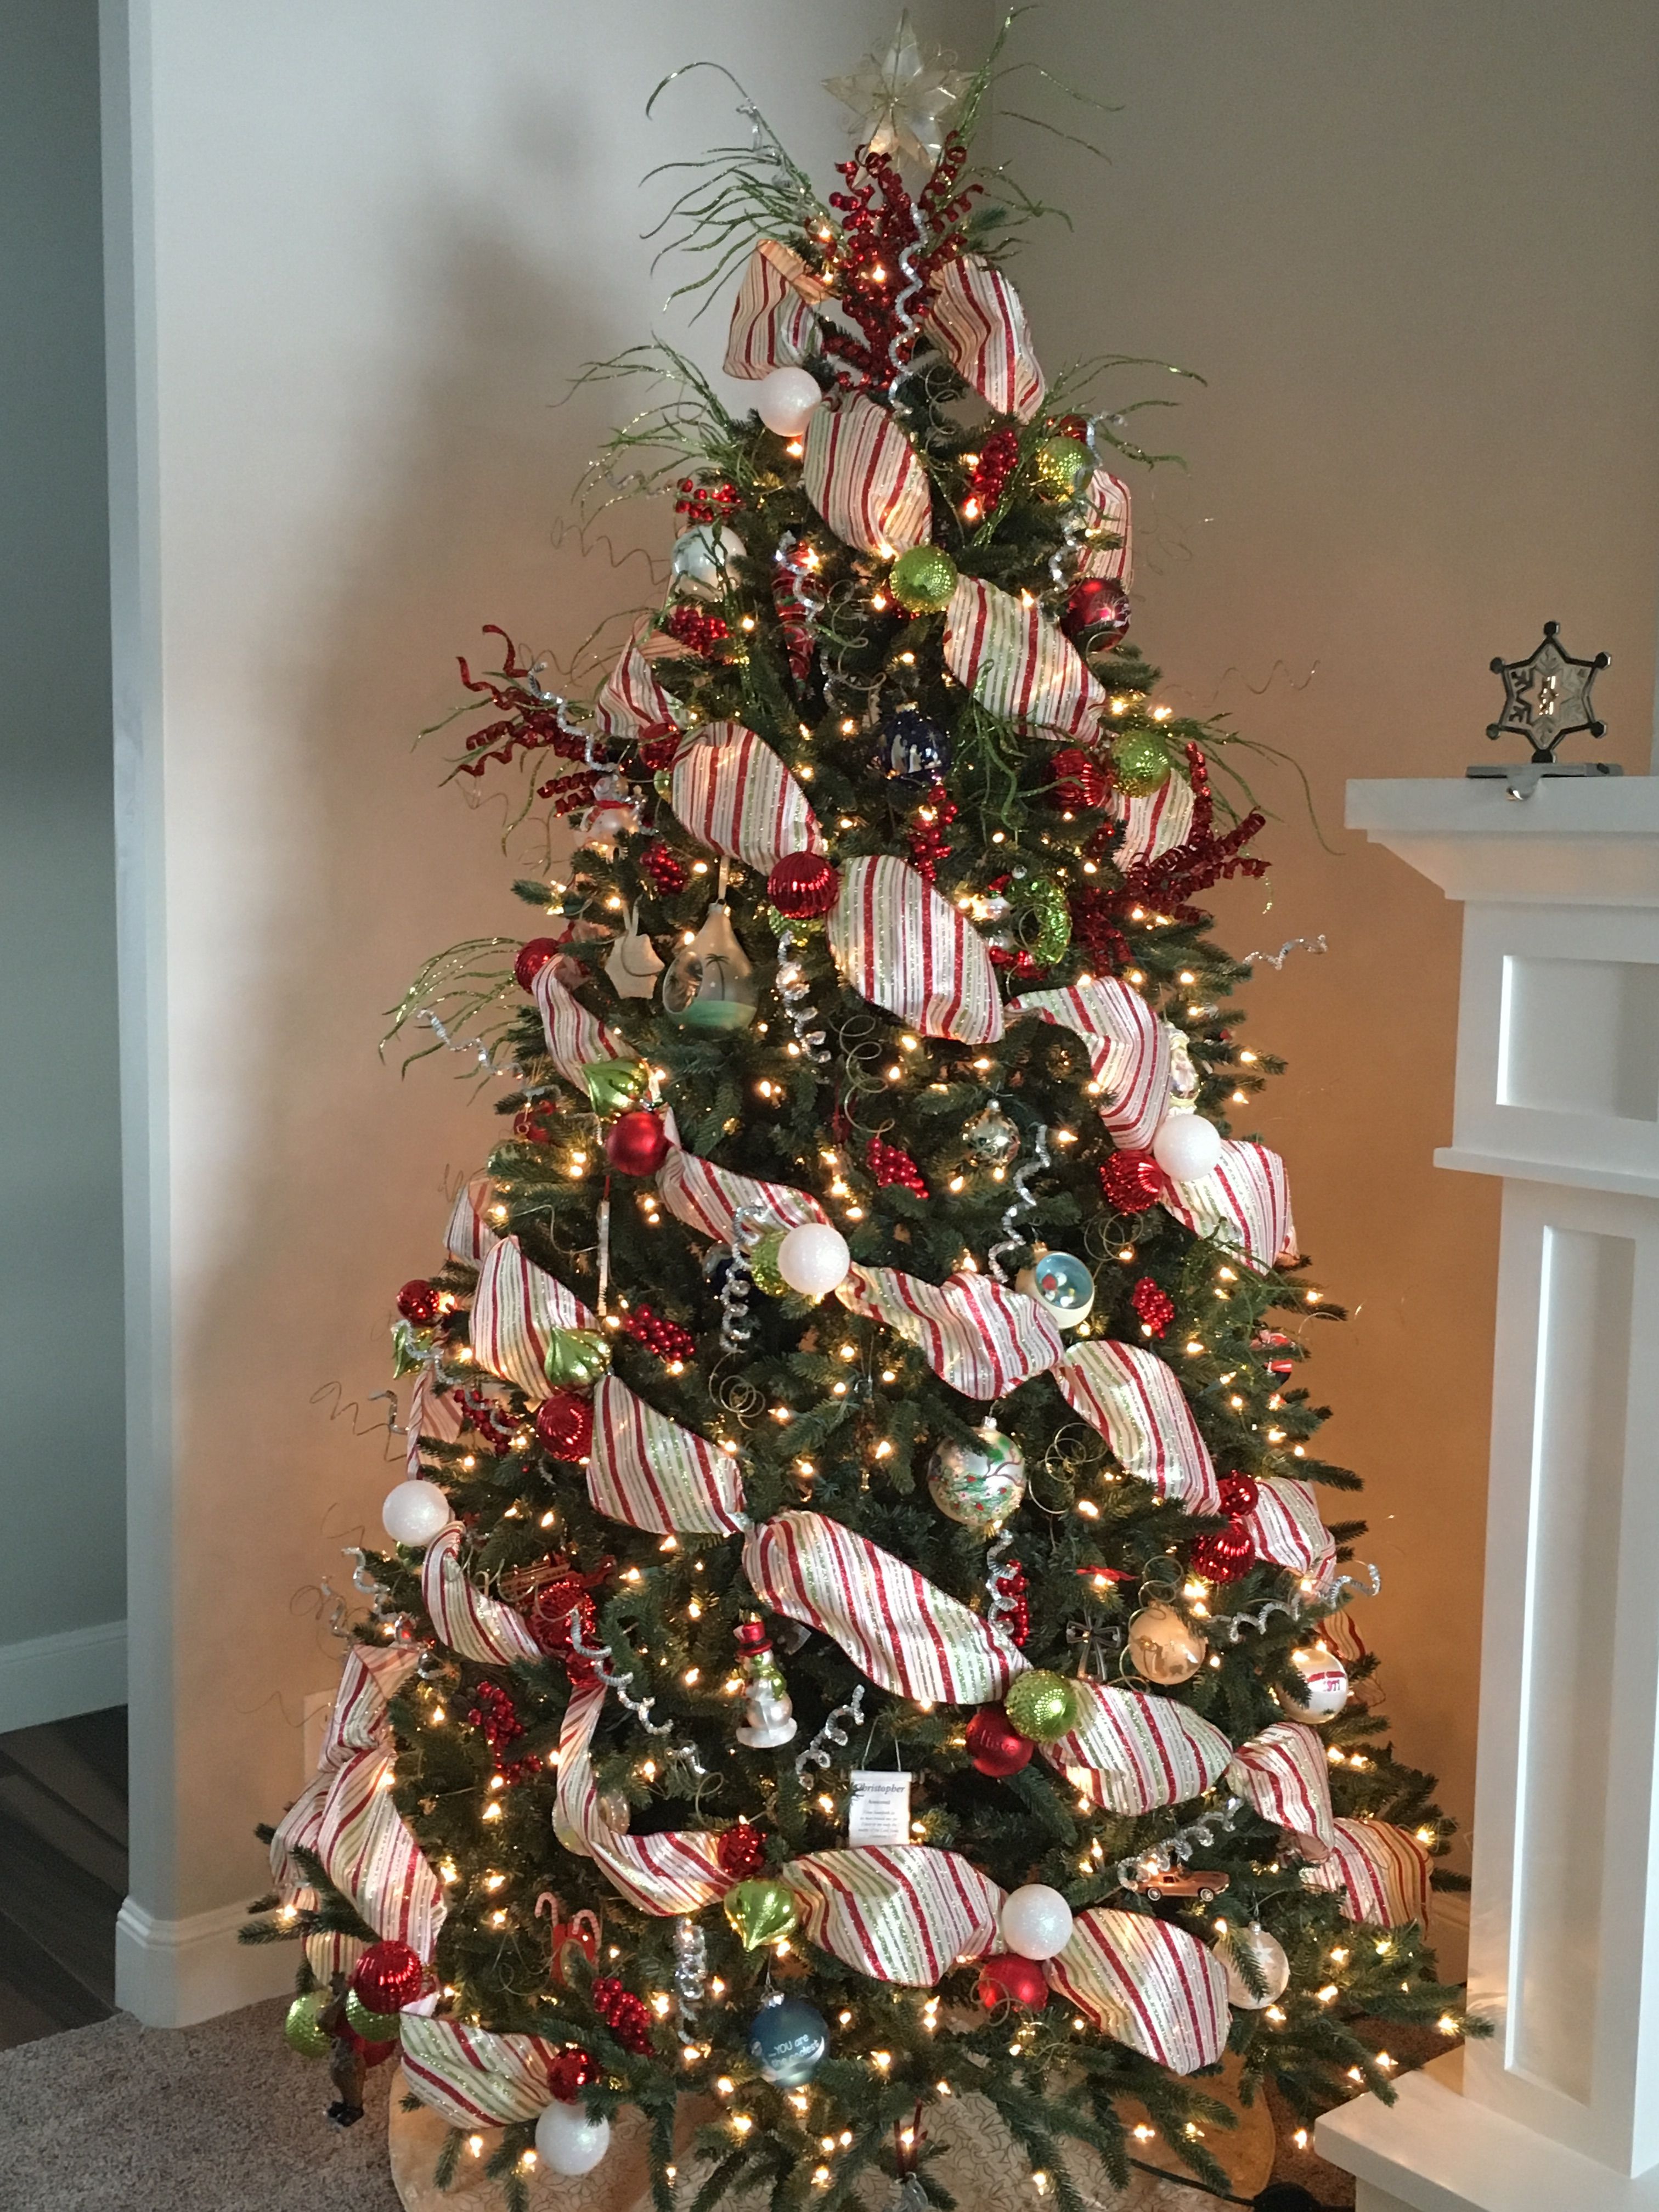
[1318,778,1659,2209]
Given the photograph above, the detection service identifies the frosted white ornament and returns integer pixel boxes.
[381,1480,451,1548]
[1220,1922,1290,2010]
[670,522,746,596]
[754,366,823,438]
[1282,1644,1350,1722]
[776,1222,851,1298]
[1152,1111,1223,1182]
[534,2100,611,2176]
[999,1883,1073,1961]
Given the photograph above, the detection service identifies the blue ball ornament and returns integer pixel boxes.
[878,708,951,786]
[747,1994,830,2086]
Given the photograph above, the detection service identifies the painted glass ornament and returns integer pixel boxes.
[596,1790,631,1832]
[670,522,746,597]
[1282,1644,1350,1722]
[534,2101,610,2176]
[1220,1923,1291,2010]
[975,1952,1049,2011]
[723,1877,798,1950]
[1033,434,1092,501]
[1015,1249,1095,1328]
[1003,1668,1077,1743]
[604,910,664,1000]
[1111,730,1172,795]
[966,1704,1034,1777]
[963,1102,1020,1167]
[927,1423,1027,1532]
[733,1620,797,1748]
[1127,1600,1207,1686]
[1000,1883,1074,1960]
[889,543,958,614]
[748,1993,830,2086]
[661,901,758,1034]
[284,1990,331,2057]
[878,706,951,784]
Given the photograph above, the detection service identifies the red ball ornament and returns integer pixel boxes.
[514,937,562,993]
[1098,1150,1165,1214]
[352,1939,426,2016]
[976,1953,1050,2012]
[1051,747,1109,812]
[356,2033,399,2069]
[966,1705,1035,1779]
[546,2047,600,2103]
[396,1279,442,1327]
[715,1821,768,1880]
[767,851,839,920]
[1061,576,1131,652]
[604,1108,669,1177]
[1217,1470,1260,1519]
[1190,1521,1256,1584]
[534,1390,594,1462]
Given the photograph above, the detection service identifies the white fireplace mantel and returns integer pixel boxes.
[1318,777,1659,2211]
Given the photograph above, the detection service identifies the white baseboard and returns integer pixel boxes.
[115,1895,298,2027]
[0,1618,127,1733]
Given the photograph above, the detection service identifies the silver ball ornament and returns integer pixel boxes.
[927,1423,1026,1532]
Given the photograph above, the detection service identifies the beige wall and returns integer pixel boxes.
[1018,0,1659,1881]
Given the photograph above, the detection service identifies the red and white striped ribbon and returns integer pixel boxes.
[315,1745,446,1961]
[400,2017,572,2129]
[742,1511,1028,1706]
[1163,1142,1297,1269]
[669,721,826,872]
[1225,1720,1334,1850]
[405,1366,466,1479]
[921,257,1045,421]
[421,1526,541,1667]
[827,854,1003,1044]
[555,1678,736,1915]
[1319,1607,1369,1671]
[1076,466,1133,586]
[269,1770,331,1899]
[1301,1819,1431,1929]
[591,615,682,741]
[723,239,828,379]
[836,1263,1063,1401]
[587,1373,748,1538]
[1043,1682,1233,1814]
[1115,774,1196,869]
[943,574,1103,737]
[321,1644,418,1763]
[656,1146,828,1246]
[802,393,933,556]
[533,965,628,1092]
[786,1847,1003,1984]
[1046,1909,1228,2073]
[1052,1341,1222,1513]
[1008,977,1174,1151]
[444,1174,500,1266]
[469,1237,596,1403]
[1243,1477,1335,1577]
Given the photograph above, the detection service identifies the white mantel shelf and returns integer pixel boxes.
[1318,778,1659,2212]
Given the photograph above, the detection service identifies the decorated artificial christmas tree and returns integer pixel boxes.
[247,21,1472,2209]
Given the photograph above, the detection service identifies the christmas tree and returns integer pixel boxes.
[247,21,1472,2209]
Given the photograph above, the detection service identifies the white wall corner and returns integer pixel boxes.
[115,1895,297,2028]
[0,1618,127,1733]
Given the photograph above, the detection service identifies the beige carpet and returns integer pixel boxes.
[0,1996,400,2212]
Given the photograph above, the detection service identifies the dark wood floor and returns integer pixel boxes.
[0,1706,126,2050]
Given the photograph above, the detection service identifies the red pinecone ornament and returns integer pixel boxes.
[534,1390,593,1462]
[640,839,689,895]
[866,1134,928,1198]
[514,938,561,993]
[715,1822,768,1879]
[767,851,839,919]
[965,1705,1034,1778]
[1051,746,1109,811]
[1190,1520,1255,1584]
[1217,1470,1260,1519]
[1098,1150,1165,1214]
[1131,1277,1175,1337]
[351,1940,425,2015]
[591,1977,654,2053]
[604,1108,669,1177]
[546,2047,600,2103]
[396,1279,442,1327]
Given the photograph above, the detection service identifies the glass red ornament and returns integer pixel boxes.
[525,1561,612,1681]
[965,1705,1035,1778]
[1217,1470,1260,1519]
[975,1951,1049,2012]
[715,1821,768,1880]
[604,1107,669,1176]
[1098,1150,1165,1214]
[546,2047,600,2103]
[396,1279,442,1327]
[766,851,839,919]
[534,1389,594,1462]
[1061,576,1131,652]
[1190,1521,1256,1584]
[1050,746,1108,811]
[514,937,561,992]
[352,1939,425,2015]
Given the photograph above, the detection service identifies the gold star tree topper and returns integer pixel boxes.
[825,12,970,171]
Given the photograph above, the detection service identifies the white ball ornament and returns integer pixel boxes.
[534,2100,611,2176]
[1220,1923,1291,2010]
[754,365,823,438]
[1152,1111,1224,1183]
[999,1884,1074,1962]
[1282,1645,1350,1722]
[670,522,746,596]
[380,1480,452,1549]
[776,1222,851,1299]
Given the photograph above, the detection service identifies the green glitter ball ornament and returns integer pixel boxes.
[1014,874,1073,967]
[748,1228,788,1297]
[284,1990,331,2058]
[345,1988,403,2043]
[1111,731,1172,797]
[889,544,959,615]
[1033,435,1092,502]
[1004,1668,1079,1743]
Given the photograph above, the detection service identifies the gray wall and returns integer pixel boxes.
[0,0,126,1723]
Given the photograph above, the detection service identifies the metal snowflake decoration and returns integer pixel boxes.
[824,12,969,171]
[1487,622,1609,764]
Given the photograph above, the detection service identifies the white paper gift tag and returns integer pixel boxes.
[847,1769,912,1847]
